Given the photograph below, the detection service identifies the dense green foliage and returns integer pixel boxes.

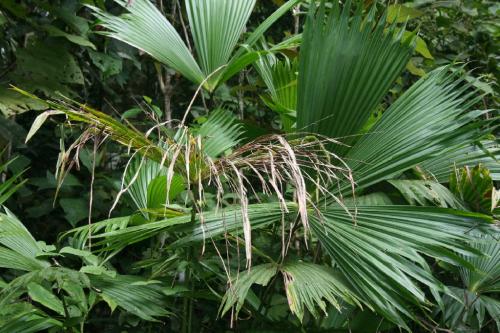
[0,1,498,332]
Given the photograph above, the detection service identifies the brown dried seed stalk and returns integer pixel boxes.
[51,98,356,268]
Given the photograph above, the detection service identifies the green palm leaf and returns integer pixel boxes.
[61,216,131,250]
[388,179,465,209]
[91,0,204,85]
[195,108,243,158]
[421,140,500,182]
[343,67,489,194]
[0,211,47,261]
[0,303,62,333]
[124,157,185,218]
[0,156,27,206]
[91,0,300,91]
[93,203,294,251]
[460,231,500,294]
[439,231,500,331]
[309,205,492,326]
[450,164,497,214]
[0,248,47,272]
[90,274,171,321]
[186,0,255,80]
[297,0,414,153]
[282,262,359,321]
[255,53,298,131]
[219,263,277,316]
[125,157,164,213]
[219,261,359,322]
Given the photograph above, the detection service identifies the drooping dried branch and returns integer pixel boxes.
[17,90,356,266]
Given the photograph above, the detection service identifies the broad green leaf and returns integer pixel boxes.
[387,5,423,23]
[0,89,47,116]
[80,266,116,278]
[406,58,426,76]
[45,25,96,50]
[403,32,433,59]
[59,198,88,227]
[59,247,99,266]
[27,283,65,316]
[88,50,123,78]
[1,41,84,115]
[415,36,433,59]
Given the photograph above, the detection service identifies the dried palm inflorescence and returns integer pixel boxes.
[17,89,356,267]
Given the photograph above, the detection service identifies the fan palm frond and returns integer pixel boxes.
[460,231,500,294]
[297,0,414,153]
[219,263,277,316]
[219,261,360,322]
[90,0,300,91]
[91,0,204,85]
[0,303,62,333]
[342,67,490,194]
[309,205,492,326]
[195,108,243,158]
[438,230,500,331]
[185,0,255,79]
[282,262,360,321]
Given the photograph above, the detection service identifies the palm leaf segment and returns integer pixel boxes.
[90,0,300,92]
[343,67,490,194]
[438,231,500,331]
[297,1,414,153]
[254,52,298,132]
[220,261,360,322]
